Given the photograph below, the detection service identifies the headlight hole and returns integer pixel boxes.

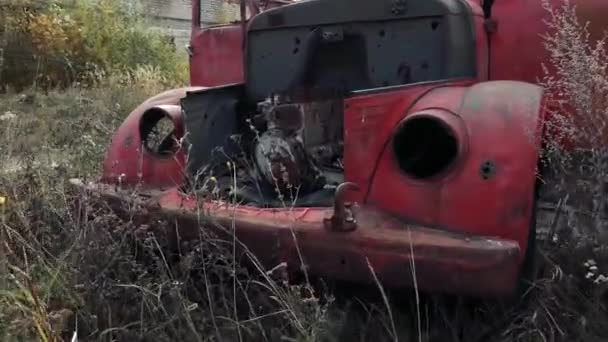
[140,108,179,156]
[393,116,459,179]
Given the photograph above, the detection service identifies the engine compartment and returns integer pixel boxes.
[175,85,345,208]
[161,84,467,208]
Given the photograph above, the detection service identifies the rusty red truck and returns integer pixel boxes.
[72,0,608,297]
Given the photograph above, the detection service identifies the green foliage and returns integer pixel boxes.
[0,0,188,92]
[0,81,163,177]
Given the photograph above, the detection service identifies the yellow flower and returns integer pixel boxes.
[0,196,6,206]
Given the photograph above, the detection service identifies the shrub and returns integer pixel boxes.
[0,0,188,92]
[538,0,608,243]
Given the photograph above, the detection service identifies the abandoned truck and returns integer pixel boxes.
[71,0,608,297]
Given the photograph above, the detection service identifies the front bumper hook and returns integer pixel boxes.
[324,182,360,232]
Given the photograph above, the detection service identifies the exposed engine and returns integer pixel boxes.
[180,88,345,207]
[242,95,344,205]
[252,97,327,195]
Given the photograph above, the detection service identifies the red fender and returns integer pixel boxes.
[345,81,547,259]
[101,87,206,188]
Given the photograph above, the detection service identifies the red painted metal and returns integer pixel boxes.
[188,0,299,87]
[346,81,546,262]
[488,0,608,149]
[189,25,244,87]
[96,80,545,296]
[70,179,521,297]
[343,79,474,203]
[488,0,608,84]
[101,87,204,188]
[89,0,608,297]
[186,0,608,104]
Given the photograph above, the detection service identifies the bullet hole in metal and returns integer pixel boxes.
[480,160,497,180]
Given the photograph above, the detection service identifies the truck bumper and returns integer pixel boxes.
[69,179,523,297]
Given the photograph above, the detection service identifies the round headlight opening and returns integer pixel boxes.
[393,115,459,179]
[140,107,179,156]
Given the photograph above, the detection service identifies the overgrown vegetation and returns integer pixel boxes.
[538,0,608,245]
[0,0,607,341]
[0,0,188,92]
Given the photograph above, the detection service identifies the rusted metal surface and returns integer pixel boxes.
[70,179,522,297]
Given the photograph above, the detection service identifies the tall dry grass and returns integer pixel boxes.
[538,0,608,243]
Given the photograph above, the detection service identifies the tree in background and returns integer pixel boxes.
[0,0,188,92]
